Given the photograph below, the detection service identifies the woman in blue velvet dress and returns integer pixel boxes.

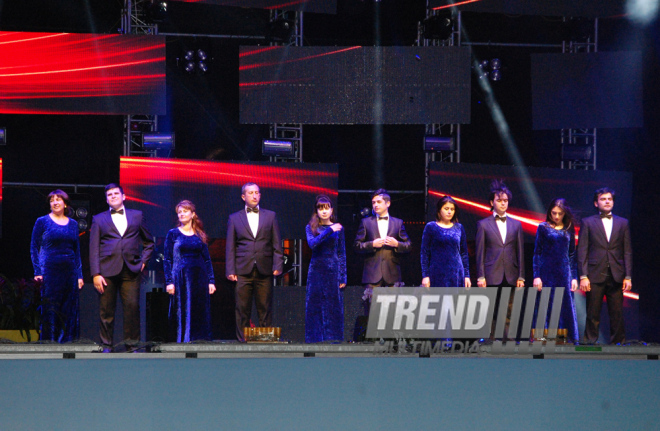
[533,198,579,342]
[421,196,471,288]
[30,190,84,343]
[164,200,216,342]
[305,195,347,343]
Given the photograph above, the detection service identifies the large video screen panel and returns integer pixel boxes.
[120,157,338,239]
[0,158,2,238]
[427,162,633,243]
[169,0,336,13]
[531,52,643,130]
[0,32,166,115]
[240,46,471,125]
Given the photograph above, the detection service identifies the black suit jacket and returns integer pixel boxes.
[475,215,525,286]
[353,215,411,285]
[577,214,632,284]
[225,208,283,277]
[89,209,154,277]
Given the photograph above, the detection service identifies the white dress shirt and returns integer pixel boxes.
[377,212,389,240]
[601,213,613,242]
[494,212,507,243]
[246,206,259,237]
[111,206,128,237]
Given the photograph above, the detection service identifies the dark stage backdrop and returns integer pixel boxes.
[0,158,2,238]
[119,157,338,239]
[0,32,166,115]
[532,51,643,130]
[239,46,471,124]
[427,162,633,242]
[168,0,336,13]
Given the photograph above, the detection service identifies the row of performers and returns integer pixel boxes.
[29,181,632,350]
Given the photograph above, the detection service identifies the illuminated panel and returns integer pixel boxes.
[168,0,336,13]
[0,32,166,115]
[0,158,2,238]
[239,46,471,125]
[120,157,338,238]
[427,162,633,243]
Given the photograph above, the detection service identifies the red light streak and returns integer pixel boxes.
[264,0,310,10]
[0,58,165,78]
[240,46,361,71]
[0,32,165,115]
[239,78,311,87]
[429,170,605,187]
[433,0,482,11]
[429,190,544,234]
[624,291,639,300]
[239,46,281,58]
[120,157,338,197]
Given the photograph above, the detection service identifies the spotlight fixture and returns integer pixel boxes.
[143,133,175,150]
[268,17,295,42]
[146,1,168,23]
[474,58,503,81]
[180,49,211,75]
[422,14,454,40]
[424,136,455,152]
[262,139,295,158]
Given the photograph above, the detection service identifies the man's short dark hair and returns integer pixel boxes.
[104,183,124,195]
[594,187,616,203]
[241,182,259,195]
[372,188,390,203]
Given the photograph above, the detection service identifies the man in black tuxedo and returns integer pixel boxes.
[475,180,524,338]
[90,184,154,352]
[226,183,283,342]
[578,187,632,344]
[354,189,411,314]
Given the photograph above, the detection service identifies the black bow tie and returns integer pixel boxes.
[600,214,612,219]
[378,216,388,220]
[111,209,124,215]
[495,215,506,222]
[247,207,259,214]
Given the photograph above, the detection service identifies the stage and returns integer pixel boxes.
[1,340,659,360]
[1,342,658,430]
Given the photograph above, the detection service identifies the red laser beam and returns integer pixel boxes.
[433,0,483,11]
[239,46,361,71]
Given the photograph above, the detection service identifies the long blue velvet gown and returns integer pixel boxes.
[163,229,215,342]
[30,215,82,343]
[420,222,470,287]
[305,225,347,343]
[533,222,579,342]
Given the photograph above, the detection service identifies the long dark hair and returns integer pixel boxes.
[176,200,208,243]
[48,189,72,217]
[436,196,459,223]
[308,195,336,235]
[545,198,575,230]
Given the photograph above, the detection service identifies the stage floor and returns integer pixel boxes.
[1,341,659,360]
